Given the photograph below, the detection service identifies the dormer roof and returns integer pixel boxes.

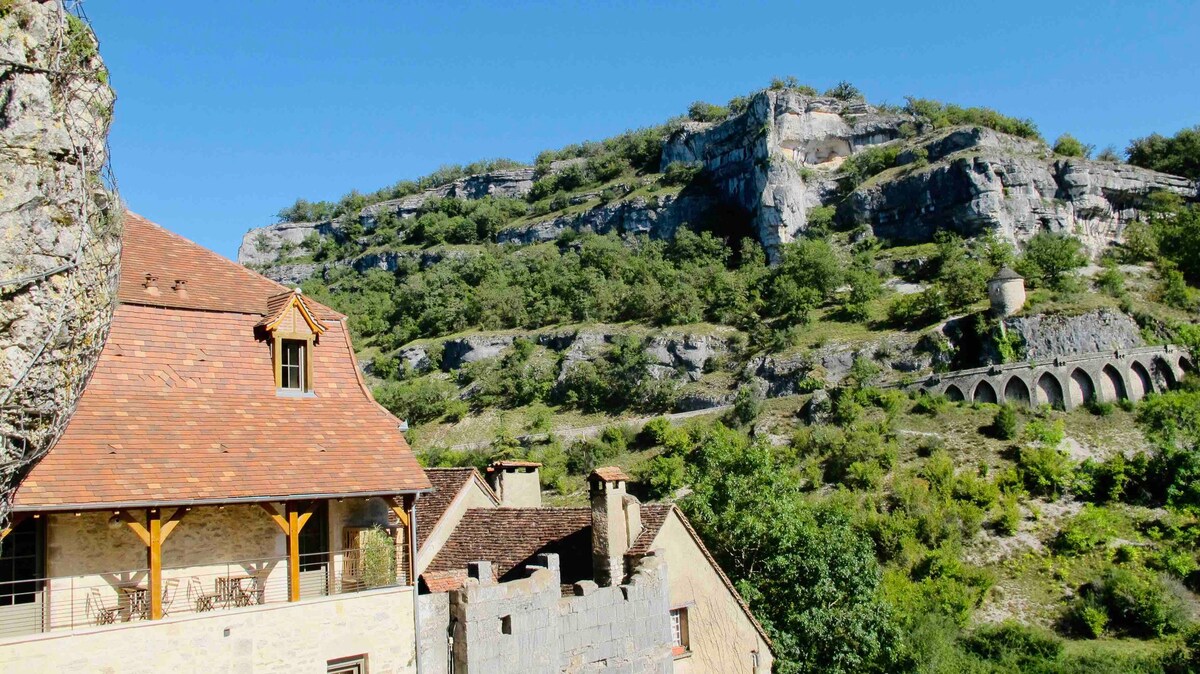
[258,289,327,335]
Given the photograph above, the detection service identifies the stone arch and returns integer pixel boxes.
[1003,376,1032,408]
[1068,368,1096,408]
[1037,372,1066,410]
[1152,357,1177,391]
[1100,363,1127,402]
[1180,355,1194,375]
[973,380,998,405]
[943,383,965,402]
[1129,360,1153,401]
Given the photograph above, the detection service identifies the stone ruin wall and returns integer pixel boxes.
[419,553,673,674]
[0,1,120,526]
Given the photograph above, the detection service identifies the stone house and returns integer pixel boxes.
[416,463,773,673]
[0,214,432,673]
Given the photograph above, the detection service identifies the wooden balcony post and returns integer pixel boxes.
[147,509,163,620]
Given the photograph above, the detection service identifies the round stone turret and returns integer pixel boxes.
[988,267,1026,317]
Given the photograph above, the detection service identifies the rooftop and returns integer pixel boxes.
[13,213,429,510]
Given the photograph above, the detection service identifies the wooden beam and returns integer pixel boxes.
[147,510,163,620]
[159,508,188,543]
[388,496,410,528]
[285,501,318,602]
[117,510,151,546]
[0,513,29,542]
[258,502,289,534]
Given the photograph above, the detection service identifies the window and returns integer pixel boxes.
[500,615,512,634]
[0,518,43,606]
[327,654,367,674]
[670,607,690,656]
[298,501,328,572]
[280,339,306,391]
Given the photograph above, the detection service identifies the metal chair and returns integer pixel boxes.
[86,588,119,625]
[160,578,180,617]
[186,577,217,613]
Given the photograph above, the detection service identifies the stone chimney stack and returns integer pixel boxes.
[488,461,542,508]
[589,467,632,586]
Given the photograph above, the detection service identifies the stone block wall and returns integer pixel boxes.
[432,553,672,674]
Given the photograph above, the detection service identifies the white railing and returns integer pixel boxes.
[0,548,403,639]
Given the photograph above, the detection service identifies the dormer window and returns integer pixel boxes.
[258,289,327,396]
[280,339,307,391]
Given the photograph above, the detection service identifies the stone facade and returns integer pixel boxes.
[420,553,672,674]
[0,1,121,526]
[987,270,1025,318]
[0,586,417,673]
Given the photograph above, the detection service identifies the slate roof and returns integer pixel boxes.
[13,213,430,510]
[423,507,594,586]
[990,266,1024,282]
[417,468,499,547]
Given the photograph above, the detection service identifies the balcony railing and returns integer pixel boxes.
[0,548,404,639]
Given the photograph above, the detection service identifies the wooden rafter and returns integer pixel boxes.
[0,512,29,542]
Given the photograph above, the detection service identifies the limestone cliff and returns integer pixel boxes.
[846,127,1197,256]
[0,2,119,524]
[661,90,907,254]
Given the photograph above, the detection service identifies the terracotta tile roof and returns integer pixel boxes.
[627,503,673,556]
[489,460,542,469]
[421,569,470,594]
[589,466,630,482]
[13,214,428,509]
[417,468,498,547]
[423,507,593,587]
[257,290,327,333]
[118,213,342,320]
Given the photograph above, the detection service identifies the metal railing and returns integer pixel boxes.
[0,547,404,639]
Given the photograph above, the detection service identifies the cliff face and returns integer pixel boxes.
[661,90,907,254]
[240,90,1197,277]
[846,127,1197,255]
[0,2,119,523]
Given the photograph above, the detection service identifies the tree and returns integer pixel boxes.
[1018,231,1087,289]
[679,425,902,673]
[687,101,730,123]
[825,81,863,101]
[1052,133,1092,158]
[1127,125,1200,180]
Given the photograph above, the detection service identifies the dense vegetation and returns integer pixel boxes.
[264,82,1200,672]
[1128,125,1200,180]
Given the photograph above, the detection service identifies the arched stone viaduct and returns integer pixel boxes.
[909,345,1193,411]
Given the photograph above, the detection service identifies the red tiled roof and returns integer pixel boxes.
[589,466,630,482]
[257,289,327,333]
[423,507,593,587]
[421,569,470,593]
[626,503,672,556]
[13,214,428,509]
[118,213,342,320]
[417,468,498,547]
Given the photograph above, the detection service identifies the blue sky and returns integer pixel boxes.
[87,1,1200,260]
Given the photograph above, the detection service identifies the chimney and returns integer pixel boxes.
[142,273,159,296]
[589,467,632,587]
[172,279,188,298]
[488,461,542,508]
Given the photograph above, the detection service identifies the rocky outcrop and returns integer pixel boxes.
[847,127,1197,255]
[495,192,717,245]
[0,3,119,523]
[239,168,536,266]
[1003,309,1143,361]
[662,90,908,256]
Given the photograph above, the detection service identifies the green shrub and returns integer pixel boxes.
[1054,505,1117,556]
[1126,124,1200,180]
[359,526,397,588]
[913,392,949,416]
[564,437,620,475]
[960,621,1063,662]
[992,404,1020,440]
[993,495,1022,535]
[903,97,1042,141]
[1088,566,1188,638]
[1018,231,1088,290]
[661,160,704,186]
[1065,592,1110,638]
[687,100,730,123]
[1053,133,1092,158]
[825,81,863,100]
[729,386,762,425]
[1018,444,1074,498]
[373,378,458,426]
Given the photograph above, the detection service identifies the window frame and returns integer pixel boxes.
[273,333,314,394]
[326,654,368,674]
[669,607,690,657]
[0,517,45,607]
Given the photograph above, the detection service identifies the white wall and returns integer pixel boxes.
[0,586,417,674]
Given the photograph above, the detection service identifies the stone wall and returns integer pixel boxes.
[427,553,672,674]
[0,1,121,526]
[914,344,1191,410]
[0,586,418,674]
